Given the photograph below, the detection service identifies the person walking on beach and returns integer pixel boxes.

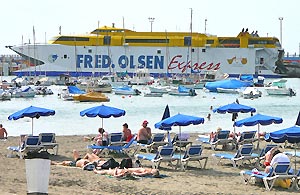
[137,120,152,144]
[0,124,8,139]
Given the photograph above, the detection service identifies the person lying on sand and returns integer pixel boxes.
[94,167,160,178]
[51,149,106,168]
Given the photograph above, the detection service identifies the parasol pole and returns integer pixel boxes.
[101,118,104,143]
[179,126,182,170]
[31,118,34,135]
[257,124,260,150]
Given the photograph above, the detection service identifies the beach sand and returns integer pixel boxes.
[0,134,299,195]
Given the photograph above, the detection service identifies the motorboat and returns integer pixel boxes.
[9,86,35,98]
[0,89,11,100]
[72,91,110,102]
[129,68,154,85]
[217,88,240,94]
[34,86,54,95]
[59,85,86,101]
[113,86,141,95]
[144,92,163,97]
[149,86,170,94]
[240,87,262,99]
[168,86,197,96]
[265,79,296,96]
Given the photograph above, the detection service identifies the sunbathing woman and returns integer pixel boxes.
[94,167,160,177]
[51,150,106,168]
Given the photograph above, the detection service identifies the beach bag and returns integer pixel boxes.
[274,179,291,189]
[100,158,119,169]
[120,158,133,169]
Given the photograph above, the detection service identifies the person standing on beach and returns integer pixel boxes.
[137,120,152,144]
[0,124,8,139]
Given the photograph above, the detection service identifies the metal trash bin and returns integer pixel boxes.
[25,158,51,195]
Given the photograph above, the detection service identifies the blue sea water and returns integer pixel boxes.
[0,78,299,136]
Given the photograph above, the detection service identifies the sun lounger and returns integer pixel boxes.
[38,133,59,155]
[235,131,257,148]
[7,135,43,159]
[108,132,127,146]
[197,130,234,150]
[240,162,296,191]
[138,133,168,153]
[172,145,208,170]
[212,144,259,167]
[172,133,192,150]
[135,145,178,169]
[87,135,138,157]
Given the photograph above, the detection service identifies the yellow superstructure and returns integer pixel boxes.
[50,26,280,49]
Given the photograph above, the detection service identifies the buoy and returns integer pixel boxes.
[122,96,125,98]
[129,95,132,98]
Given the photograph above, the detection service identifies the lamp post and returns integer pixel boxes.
[278,17,283,48]
[148,17,155,32]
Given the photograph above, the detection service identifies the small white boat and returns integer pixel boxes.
[114,86,141,95]
[168,86,197,96]
[149,86,169,94]
[265,79,296,96]
[241,87,262,99]
[10,86,35,98]
[216,88,240,94]
[0,89,11,100]
[129,68,154,85]
[144,92,163,97]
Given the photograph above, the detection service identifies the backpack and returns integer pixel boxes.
[119,158,133,169]
[100,158,120,169]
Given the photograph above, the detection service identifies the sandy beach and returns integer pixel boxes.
[0,134,299,195]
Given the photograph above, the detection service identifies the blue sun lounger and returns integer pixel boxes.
[172,145,208,170]
[135,145,179,169]
[7,136,43,159]
[240,162,296,191]
[212,144,259,167]
[87,135,137,157]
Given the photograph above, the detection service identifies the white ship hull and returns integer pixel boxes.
[9,44,281,78]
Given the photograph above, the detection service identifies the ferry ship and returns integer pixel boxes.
[6,25,285,78]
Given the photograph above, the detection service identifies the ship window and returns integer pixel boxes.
[103,36,111,45]
[88,49,92,53]
[249,39,275,45]
[157,49,161,54]
[184,36,191,46]
[56,36,89,41]
[202,49,206,52]
[64,54,67,59]
[206,40,214,44]
[125,39,169,43]
[191,48,195,52]
[219,39,240,47]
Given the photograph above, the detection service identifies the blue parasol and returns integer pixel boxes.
[8,105,55,135]
[159,105,171,144]
[155,113,204,169]
[234,113,283,149]
[80,104,126,129]
[213,102,256,133]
